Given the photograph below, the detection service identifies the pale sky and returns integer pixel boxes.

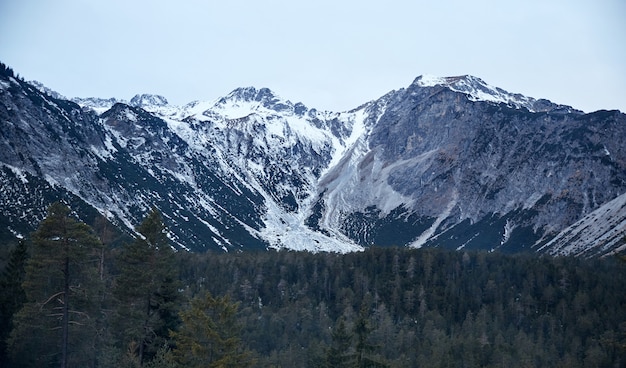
[1,0,624,113]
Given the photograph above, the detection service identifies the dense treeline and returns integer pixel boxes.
[180,245,626,367]
[1,203,625,367]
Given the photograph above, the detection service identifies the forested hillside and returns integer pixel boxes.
[1,204,625,367]
[181,245,626,367]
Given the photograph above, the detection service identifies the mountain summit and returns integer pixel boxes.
[130,93,169,108]
[213,87,308,118]
[2,64,625,256]
[414,75,581,113]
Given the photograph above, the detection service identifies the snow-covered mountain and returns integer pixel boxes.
[2,63,625,256]
[414,75,581,113]
[70,93,169,114]
[129,93,168,108]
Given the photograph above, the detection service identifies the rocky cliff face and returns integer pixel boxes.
[1,64,625,255]
[313,77,626,255]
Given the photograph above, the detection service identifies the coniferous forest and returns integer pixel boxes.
[1,203,626,367]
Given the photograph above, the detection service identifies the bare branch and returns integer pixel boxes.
[68,310,91,319]
[40,291,65,310]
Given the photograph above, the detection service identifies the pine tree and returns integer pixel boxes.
[8,202,104,368]
[113,208,181,366]
[170,292,254,367]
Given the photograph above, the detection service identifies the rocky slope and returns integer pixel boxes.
[312,76,626,255]
[1,63,625,255]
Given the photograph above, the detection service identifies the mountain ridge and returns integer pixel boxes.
[3,63,625,255]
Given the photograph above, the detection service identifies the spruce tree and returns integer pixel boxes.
[353,307,389,368]
[113,209,181,366]
[8,202,104,368]
[170,292,254,367]
[326,318,354,368]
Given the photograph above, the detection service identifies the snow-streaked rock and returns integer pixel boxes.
[2,68,625,255]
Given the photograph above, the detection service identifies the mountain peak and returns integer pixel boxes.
[413,74,535,110]
[130,94,169,108]
[413,75,535,106]
[29,80,67,100]
[71,96,126,114]
[412,74,580,114]
[215,86,304,116]
[224,86,280,104]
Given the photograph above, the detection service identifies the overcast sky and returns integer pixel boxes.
[1,0,624,113]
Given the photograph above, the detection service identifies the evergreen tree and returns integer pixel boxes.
[8,202,104,368]
[326,318,354,368]
[353,306,388,368]
[91,214,117,366]
[0,240,28,366]
[113,209,181,366]
[170,292,254,367]
[0,62,15,78]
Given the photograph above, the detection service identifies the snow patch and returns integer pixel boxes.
[8,227,24,239]
[90,134,117,160]
[409,191,458,248]
[125,109,138,122]
[500,219,516,246]
[415,75,537,111]
[44,174,59,187]
[2,164,30,184]
[415,74,447,87]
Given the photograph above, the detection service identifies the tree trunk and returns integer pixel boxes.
[61,255,69,368]
[139,294,151,367]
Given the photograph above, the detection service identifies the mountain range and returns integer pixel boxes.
[1,63,625,256]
